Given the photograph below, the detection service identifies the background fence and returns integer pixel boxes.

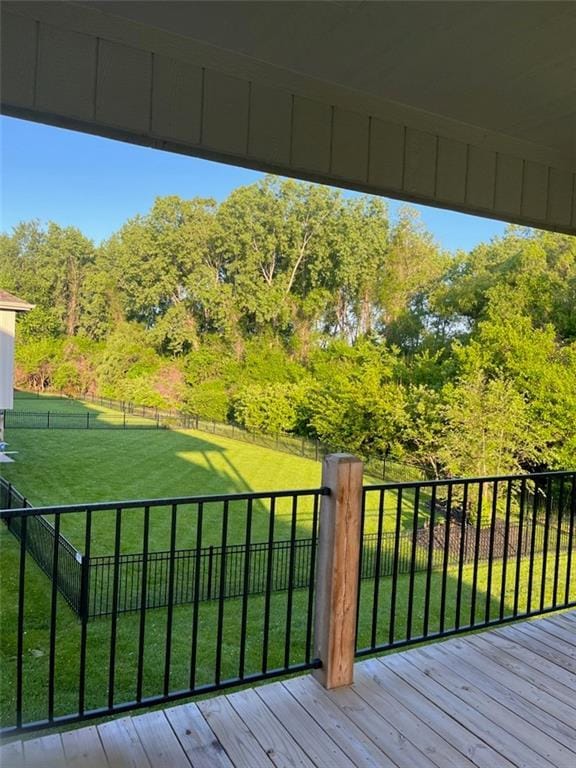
[86,514,567,618]
[5,410,165,431]
[13,389,422,481]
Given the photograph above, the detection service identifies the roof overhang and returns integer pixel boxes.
[2,1,575,234]
[0,290,34,313]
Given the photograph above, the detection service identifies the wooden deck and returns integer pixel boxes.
[3,611,576,767]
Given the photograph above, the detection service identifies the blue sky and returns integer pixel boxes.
[1,115,508,252]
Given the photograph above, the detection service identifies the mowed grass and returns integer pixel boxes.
[1,528,573,729]
[2,394,420,553]
[2,394,574,731]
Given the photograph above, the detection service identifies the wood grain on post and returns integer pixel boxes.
[313,453,363,689]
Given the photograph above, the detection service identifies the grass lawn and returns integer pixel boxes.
[1,528,573,730]
[2,394,424,553]
[1,393,573,731]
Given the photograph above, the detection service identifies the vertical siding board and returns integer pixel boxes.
[548,168,573,226]
[248,83,292,165]
[1,12,37,108]
[331,108,369,182]
[521,161,549,222]
[151,55,202,145]
[436,137,467,203]
[96,40,151,132]
[201,69,250,155]
[403,128,437,198]
[494,154,523,216]
[466,145,497,211]
[291,96,332,173]
[36,25,97,120]
[368,119,404,190]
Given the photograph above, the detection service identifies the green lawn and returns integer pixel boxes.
[3,394,423,553]
[1,526,573,730]
[1,395,574,731]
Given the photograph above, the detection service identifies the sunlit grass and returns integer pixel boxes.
[1,522,573,730]
[2,393,573,732]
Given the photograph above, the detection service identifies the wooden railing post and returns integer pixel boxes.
[314,453,363,689]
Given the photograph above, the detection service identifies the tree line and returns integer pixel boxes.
[1,176,575,479]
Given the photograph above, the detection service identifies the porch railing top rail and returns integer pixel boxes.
[0,478,80,557]
[0,486,330,519]
[3,469,574,521]
[364,468,576,490]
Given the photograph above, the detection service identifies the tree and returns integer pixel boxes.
[0,221,96,336]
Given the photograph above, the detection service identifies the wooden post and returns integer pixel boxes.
[313,453,363,689]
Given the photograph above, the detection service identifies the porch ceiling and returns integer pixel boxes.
[2,1,576,233]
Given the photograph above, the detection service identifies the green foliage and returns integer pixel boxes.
[4,181,575,477]
[231,383,301,434]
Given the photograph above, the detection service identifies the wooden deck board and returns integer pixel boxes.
[283,675,399,768]
[449,636,576,730]
[164,702,235,768]
[256,681,356,768]
[406,649,564,768]
[352,660,477,768]
[5,610,576,768]
[374,655,516,768]
[97,716,152,768]
[414,642,576,760]
[61,725,109,768]
[131,710,192,768]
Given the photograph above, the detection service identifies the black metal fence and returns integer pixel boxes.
[0,478,84,613]
[14,390,423,481]
[2,470,575,735]
[356,471,576,657]
[86,515,562,618]
[0,486,326,734]
[2,476,574,623]
[5,410,165,430]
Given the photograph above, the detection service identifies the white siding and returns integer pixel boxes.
[151,55,202,145]
[403,128,437,199]
[36,25,97,120]
[368,120,404,191]
[0,312,16,411]
[1,8,574,236]
[96,40,152,132]
[466,146,497,211]
[522,161,549,222]
[436,137,467,204]
[291,96,332,173]
[203,70,250,155]
[331,108,369,182]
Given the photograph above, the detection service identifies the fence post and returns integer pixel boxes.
[47,411,50,429]
[313,453,363,689]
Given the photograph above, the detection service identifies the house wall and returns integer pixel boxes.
[0,311,16,410]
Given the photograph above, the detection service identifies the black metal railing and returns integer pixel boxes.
[5,410,165,430]
[2,468,575,736]
[355,471,576,657]
[0,479,84,613]
[0,486,326,734]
